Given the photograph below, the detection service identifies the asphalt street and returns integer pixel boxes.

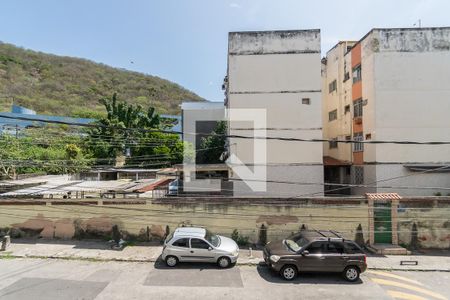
[0,258,448,300]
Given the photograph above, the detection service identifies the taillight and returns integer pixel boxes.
[363,255,367,264]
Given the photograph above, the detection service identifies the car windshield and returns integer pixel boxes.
[205,229,220,247]
[165,232,174,244]
[295,237,310,249]
[285,239,301,252]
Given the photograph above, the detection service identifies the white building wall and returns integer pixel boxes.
[375,165,450,196]
[361,28,450,196]
[373,51,450,163]
[360,37,377,164]
[227,30,323,197]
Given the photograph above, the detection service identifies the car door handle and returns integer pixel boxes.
[319,257,326,260]
[190,251,194,253]
[342,256,349,259]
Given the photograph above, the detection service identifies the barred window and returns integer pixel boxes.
[353,132,364,152]
[353,65,362,83]
[353,99,363,118]
[353,167,364,184]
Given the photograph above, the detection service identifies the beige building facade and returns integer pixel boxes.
[322,27,450,196]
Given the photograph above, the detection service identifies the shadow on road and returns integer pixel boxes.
[10,238,159,251]
[256,265,363,285]
[153,255,236,270]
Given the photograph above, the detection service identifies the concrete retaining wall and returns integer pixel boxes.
[0,198,368,244]
[0,197,449,249]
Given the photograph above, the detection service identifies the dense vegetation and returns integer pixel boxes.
[0,127,90,179]
[0,42,204,117]
[0,95,189,179]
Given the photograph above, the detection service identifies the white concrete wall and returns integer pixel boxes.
[375,164,450,196]
[356,28,450,195]
[373,51,450,163]
[227,30,323,196]
[361,37,377,163]
[229,54,320,93]
[228,30,320,55]
[232,165,323,197]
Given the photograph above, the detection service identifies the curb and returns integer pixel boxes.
[0,254,262,265]
[367,267,450,272]
[2,254,449,272]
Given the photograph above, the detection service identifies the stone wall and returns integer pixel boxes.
[0,198,368,244]
[397,200,450,249]
[0,197,449,249]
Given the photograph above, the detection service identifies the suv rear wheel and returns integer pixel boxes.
[280,265,298,281]
[343,266,360,282]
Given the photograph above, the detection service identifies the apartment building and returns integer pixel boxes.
[322,27,450,196]
[226,30,323,197]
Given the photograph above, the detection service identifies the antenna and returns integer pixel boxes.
[413,19,422,28]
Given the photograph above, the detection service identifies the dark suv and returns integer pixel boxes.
[263,230,367,281]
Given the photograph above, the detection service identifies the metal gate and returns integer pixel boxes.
[374,203,392,244]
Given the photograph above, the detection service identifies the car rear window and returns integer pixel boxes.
[327,242,345,254]
[172,238,189,248]
[344,241,363,254]
[306,241,327,254]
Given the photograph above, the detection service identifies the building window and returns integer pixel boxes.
[328,109,337,122]
[353,166,364,184]
[329,80,337,93]
[353,132,364,152]
[302,98,310,105]
[329,138,338,149]
[352,65,362,83]
[343,72,350,82]
[353,98,363,118]
[344,105,350,114]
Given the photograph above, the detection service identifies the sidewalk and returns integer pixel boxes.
[1,239,449,271]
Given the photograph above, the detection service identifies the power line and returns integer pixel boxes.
[2,113,450,145]
[294,164,450,197]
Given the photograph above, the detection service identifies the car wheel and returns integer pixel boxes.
[165,255,178,267]
[217,256,231,268]
[280,265,298,281]
[343,266,360,282]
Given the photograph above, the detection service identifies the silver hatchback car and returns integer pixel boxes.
[162,227,239,268]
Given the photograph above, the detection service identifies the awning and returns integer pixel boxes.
[366,193,402,200]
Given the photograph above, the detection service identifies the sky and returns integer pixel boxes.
[1,0,449,102]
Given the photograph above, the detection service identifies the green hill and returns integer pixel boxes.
[0,42,204,117]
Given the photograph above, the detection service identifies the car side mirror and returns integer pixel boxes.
[302,250,309,256]
[208,246,213,251]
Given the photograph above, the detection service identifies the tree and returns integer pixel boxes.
[87,93,186,168]
[0,127,90,179]
[198,121,227,164]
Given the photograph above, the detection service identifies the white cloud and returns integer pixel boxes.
[229,3,241,9]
